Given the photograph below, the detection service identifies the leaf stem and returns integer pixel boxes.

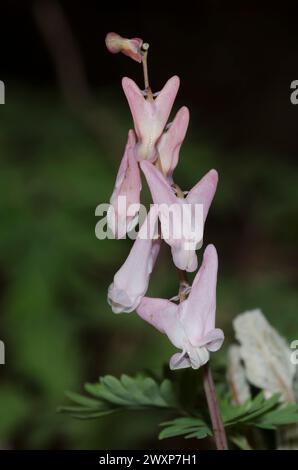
[202,362,228,450]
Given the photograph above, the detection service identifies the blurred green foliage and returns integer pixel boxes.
[0,88,297,449]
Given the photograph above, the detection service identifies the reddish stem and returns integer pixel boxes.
[202,362,228,450]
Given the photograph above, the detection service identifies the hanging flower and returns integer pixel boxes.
[141,160,218,272]
[137,244,224,369]
[122,76,180,161]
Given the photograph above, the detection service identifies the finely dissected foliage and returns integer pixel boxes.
[60,374,178,418]
[60,373,298,449]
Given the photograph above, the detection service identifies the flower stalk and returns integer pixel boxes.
[202,362,228,450]
[141,43,153,101]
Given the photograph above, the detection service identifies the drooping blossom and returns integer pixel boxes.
[108,208,160,313]
[136,244,224,369]
[157,106,190,181]
[107,130,141,239]
[122,76,180,161]
[140,160,218,272]
[105,32,143,63]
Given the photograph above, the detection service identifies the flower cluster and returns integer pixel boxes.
[105,34,224,370]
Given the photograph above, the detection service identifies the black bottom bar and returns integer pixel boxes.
[0,450,297,466]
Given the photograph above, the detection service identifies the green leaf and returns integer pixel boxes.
[254,403,298,428]
[221,392,281,426]
[64,390,103,408]
[230,434,253,450]
[85,381,131,406]
[102,375,135,402]
[185,429,212,439]
[161,417,206,427]
[221,391,298,433]
[158,417,211,441]
[66,410,117,419]
[58,405,99,413]
[160,379,178,407]
[60,373,180,420]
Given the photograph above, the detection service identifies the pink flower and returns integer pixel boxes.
[157,106,190,181]
[105,32,143,63]
[136,244,224,369]
[108,209,160,313]
[107,130,142,239]
[140,160,218,272]
[122,76,180,161]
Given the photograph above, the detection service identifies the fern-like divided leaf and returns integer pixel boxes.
[159,417,212,440]
[58,374,179,418]
[158,392,298,444]
[59,373,298,448]
[221,392,280,427]
[220,391,298,430]
[253,402,298,429]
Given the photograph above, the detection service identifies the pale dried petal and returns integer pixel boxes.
[233,309,296,402]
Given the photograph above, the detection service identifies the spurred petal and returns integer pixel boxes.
[122,78,147,141]
[140,160,177,206]
[111,130,135,191]
[157,106,189,180]
[108,130,141,239]
[122,76,180,161]
[186,169,218,223]
[108,211,160,313]
[136,297,178,334]
[154,75,180,139]
[137,296,186,367]
[137,296,192,354]
[181,244,219,345]
[140,160,183,244]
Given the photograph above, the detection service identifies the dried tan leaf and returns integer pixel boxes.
[233,309,296,403]
[227,345,251,405]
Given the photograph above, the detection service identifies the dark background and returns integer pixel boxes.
[0,0,297,449]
